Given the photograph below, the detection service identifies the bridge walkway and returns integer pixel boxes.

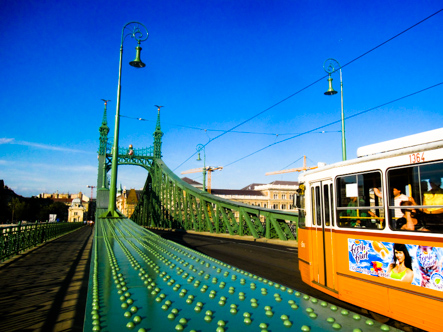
[0,226,93,332]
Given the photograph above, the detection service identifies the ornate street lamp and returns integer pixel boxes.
[103,22,149,218]
[196,144,207,192]
[323,58,346,161]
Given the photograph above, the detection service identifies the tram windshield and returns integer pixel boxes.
[387,161,443,232]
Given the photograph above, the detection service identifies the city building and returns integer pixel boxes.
[181,178,299,212]
[212,180,299,212]
[68,197,86,222]
[38,191,93,222]
[116,187,142,218]
[181,177,204,190]
[37,191,90,211]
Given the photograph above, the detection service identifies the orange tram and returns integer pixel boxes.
[296,128,443,331]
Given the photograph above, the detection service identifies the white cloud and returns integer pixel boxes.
[0,138,14,144]
[0,137,93,154]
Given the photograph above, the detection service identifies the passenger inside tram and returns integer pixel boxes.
[346,196,368,228]
[390,183,412,230]
[399,201,429,231]
[421,176,443,230]
[336,172,384,229]
[388,167,443,232]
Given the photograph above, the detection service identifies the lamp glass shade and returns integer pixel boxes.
[324,76,337,95]
[129,46,146,68]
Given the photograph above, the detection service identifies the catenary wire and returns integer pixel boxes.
[168,8,443,171]
[222,81,443,169]
[121,113,339,136]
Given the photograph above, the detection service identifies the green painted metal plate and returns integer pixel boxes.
[84,218,399,332]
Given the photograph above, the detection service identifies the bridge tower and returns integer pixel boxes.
[153,105,163,159]
[97,99,111,209]
[96,103,161,216]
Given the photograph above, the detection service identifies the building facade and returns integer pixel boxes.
[182,178,298,212]
[211,181,299,212]
[38,191,91,222]
[68,197,86,222]
[37,191,90,212]
[116,187,142,218]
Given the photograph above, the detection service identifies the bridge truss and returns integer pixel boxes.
[132,159,299,241]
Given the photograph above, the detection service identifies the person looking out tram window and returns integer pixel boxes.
[419,176,443,231]
[423,176,443,215]
[388,164,443,232]
[400,201,429,231]
[390,183,413,229]
[387,243,414,283]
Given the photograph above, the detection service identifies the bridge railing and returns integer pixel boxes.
[105,142,154,157]
[132,159,300,241]
[0,222,85,262]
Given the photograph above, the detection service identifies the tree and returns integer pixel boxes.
[8,198,26,222]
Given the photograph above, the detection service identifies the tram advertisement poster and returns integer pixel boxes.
[348,239,443,291]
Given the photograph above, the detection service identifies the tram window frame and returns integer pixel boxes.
[296,187,306,229]
[335,171,384,229]
[323,183,332,226]
[311,186,323,226]
[387,160,443,233]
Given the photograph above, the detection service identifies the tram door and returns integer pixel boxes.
[311,180,336,290]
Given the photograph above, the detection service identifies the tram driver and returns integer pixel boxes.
[346,196,368,228]
[422,176,443,229]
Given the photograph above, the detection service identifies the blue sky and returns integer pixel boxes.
[1,1,442,198]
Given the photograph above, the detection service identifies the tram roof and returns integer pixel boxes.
[298,127,443,181]
[357,127,443,157]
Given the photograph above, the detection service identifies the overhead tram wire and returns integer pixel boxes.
[201,9,443,141]
[169,8,443,172]
[120,114,286,136]
[340,8,443,72]
[279,156,305,172]
[122,112,336,136]
[222,81,443,169]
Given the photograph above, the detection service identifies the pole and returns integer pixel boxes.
[107,43,124,217]
[203,151,206,192]
[102,22,148,218]
[196,144,206,192]
[323,58,347,161]
[339,67,346,161]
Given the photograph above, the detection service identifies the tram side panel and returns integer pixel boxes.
[297,228,312,285]
[298,190,443,331]
[298,227,341,298]
[334,231,392,314]
[335,231,443,332]
[301,228,443,331]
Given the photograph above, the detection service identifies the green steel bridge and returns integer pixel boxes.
[83,105,399,331]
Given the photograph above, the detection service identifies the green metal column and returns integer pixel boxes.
[97,100,110,209]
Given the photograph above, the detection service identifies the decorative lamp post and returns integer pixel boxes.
[103,22,149,218]
[323,58,346,161]
[196,144,207,192]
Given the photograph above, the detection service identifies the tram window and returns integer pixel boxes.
[336,171,384,229]
[330,183,335,226]
[313,186,322,226]
[323,183,331,226]
[311,187,316,225]
[296,186,306,228]
[388,161,443,232]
